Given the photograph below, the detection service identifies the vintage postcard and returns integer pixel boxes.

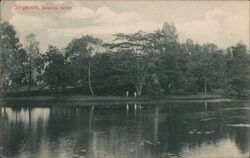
[0,1,249,158]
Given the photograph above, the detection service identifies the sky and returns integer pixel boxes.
[1,1,249,52]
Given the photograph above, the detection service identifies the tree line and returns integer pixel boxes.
[0,21,249,97]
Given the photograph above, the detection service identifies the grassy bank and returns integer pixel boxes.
[0,93,234,107]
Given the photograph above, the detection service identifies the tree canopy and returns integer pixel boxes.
[1,21,249,97]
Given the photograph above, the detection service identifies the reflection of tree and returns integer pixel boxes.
[163,108,185,154]
[233,128,249,154]
[0,108,6,156]
[88,105,149,158]
[28,107,31,130]
[0,102,248,158]
[204,101,207,112]
[161,102,249,156]
[154,105,159,143]
[4,121,25,157]
[1,107,48,157]
[157,103,221,154]
[89,105,94,134]
[46,107,63,146]
[12,107,22,128]
[126,104,129,119]
[87,105,94,157]
[134,104,137,117]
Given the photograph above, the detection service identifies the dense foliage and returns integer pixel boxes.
[1,21,249,97]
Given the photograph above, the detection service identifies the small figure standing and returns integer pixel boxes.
[126,91,129,97]
[134,92,137,98]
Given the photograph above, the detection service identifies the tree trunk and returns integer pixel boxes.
[168,82,172,94]
[136,83,143,96]
[28,107,31,130]
[88,62,94,96]
[203,75,207,95]
[139,84,142,96]
[28,60,32,91]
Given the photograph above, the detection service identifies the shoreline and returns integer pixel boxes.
[0,94,239,107]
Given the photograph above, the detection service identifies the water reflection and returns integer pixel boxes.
[0,102,249,158]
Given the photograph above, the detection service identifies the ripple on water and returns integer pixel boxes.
[227,124,250,128]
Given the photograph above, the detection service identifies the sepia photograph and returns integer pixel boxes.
[0,0,249,158]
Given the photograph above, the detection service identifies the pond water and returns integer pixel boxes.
[0,101,249,158]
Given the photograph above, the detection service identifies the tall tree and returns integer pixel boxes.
[183,41,224,94]
[225,42,249,97]
[65,35,103,95]
[90,53,120,95]
[109,31,156,96]
[24,33,40,91]
[146,22,184,94]
[157,49,186,94]
[0,21,25,93]
[43,45,70,90]
[161,22,178,43]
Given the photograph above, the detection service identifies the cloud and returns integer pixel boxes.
[65,6,96,20]
[8,2,249,51]
[176,9,249,48]
[63,6,159,34]
[10,14,51,50]
[9,2,159,51]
